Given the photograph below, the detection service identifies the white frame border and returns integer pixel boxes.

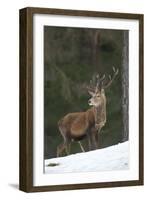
[33,14,139,186]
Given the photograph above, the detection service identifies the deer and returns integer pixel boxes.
[57,67,119,157]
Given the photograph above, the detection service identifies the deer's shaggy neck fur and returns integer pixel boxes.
[93,92,106,129]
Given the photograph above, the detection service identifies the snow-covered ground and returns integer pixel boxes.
[45,141,129,174]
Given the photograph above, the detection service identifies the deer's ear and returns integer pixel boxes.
[88,90,95,96]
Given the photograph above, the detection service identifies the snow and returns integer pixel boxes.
[45,141,129,174]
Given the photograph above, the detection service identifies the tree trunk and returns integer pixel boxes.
[121,31,129,142]
[89,30,101,72]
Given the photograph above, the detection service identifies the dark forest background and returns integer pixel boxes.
[44,26,129,159]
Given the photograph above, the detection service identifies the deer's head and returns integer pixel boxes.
[87,67,119,107]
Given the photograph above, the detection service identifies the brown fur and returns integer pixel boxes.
[59,108,94,139]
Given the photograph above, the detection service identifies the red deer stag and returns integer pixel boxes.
[57,67,119,157]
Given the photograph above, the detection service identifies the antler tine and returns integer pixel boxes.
[87,75,96,92]
[95,73,101,92]
[113,66,119,75]
[109,75,111,80]
[96,73,106,92]
[100,74,106,82]
[103,67,119,89]
[89,80,93,87]
[99,74,106,89]
[96,74,100,79]
[112,66,116,72]
[96,74,100,83]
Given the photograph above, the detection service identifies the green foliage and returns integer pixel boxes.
[44,26,126,159]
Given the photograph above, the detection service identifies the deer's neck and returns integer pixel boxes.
[93,97,106,127]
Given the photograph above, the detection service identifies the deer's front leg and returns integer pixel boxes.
[88,132,97,150]
[87,133,93,151]
[91,132,98,150]
[94,132,99,149]
[89,127,98,150]
[94,127,102,149]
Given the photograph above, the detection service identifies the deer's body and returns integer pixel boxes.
[58,107,100,140]
[57,90,106,156]
[57,68,118,157]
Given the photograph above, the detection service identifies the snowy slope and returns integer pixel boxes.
[45,141,129,174]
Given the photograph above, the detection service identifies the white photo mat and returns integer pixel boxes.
[33,14,139,186]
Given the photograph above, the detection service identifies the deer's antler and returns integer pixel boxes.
[102,67,119,89]
[87,67,118,93]
[87,74,100,93]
